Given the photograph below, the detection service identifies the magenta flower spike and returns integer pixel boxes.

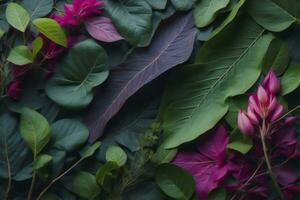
[238,109,254,136]
[262,70,280,94]
[7,81,21,100]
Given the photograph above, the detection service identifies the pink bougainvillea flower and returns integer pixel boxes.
[52,0,104,26]
[7,81,21,100]
[173,126,229,199]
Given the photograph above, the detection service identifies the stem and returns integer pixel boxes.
[260,126,285,200]
[273,104,300,124]
[27,173,36,200]
[36,158,83,200]
[4,140,12,200]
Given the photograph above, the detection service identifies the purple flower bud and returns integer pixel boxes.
[284,116,298,126]
[257,86,269,104]
[262,70,280,94]
[249,94,261,115]
[238,110,254,136]
[268,96,278,113]
[270,105,284,122]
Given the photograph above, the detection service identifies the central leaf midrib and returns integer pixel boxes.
[180,30,264,128]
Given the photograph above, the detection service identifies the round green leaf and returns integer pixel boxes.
[170,0,196,11]
[51,119,89,152]
[105,145,127,167]
[281,63,300,95]
[73,171,101,200]
[33,18,67,47]
[33,154,53,170]
[7,45,33,65]
[46,39,109,109]
[96,161,119,188]
[193,0,230,28]
[103,0,152,46]
[22,0,53,20]
[81,142,102,159]
[20,107,51,156]
[5,3,30,32]
[155,163,195,200]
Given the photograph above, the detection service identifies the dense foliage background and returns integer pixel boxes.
[1,0,300,199]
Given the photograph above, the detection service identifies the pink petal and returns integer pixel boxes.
[262,70,280,94]
[237,110,254,136]
[85,17,123,42]
[257,86,269,104]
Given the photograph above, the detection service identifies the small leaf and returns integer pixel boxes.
[5,3,30,32]
[20,107,51,156]
[73,171,101,200]
[7,45,33,65]
[146,0,167,10]
[151,146,177,164]
[51,119,89,152]
[33,154,53,170]
[106,145,127,167]
[227,129,252,154]
[170,0,196,11]
[33,18,67,47]
[85,17,123,43]
[32,37,43,59]
[81,142,102,159]
[22,0,54,20]
[207,188,227,200]
[40,193,61,200]
[155,163,195,200]
[193,0,230,28]
[96,161,119,189]
[281,63,300,95]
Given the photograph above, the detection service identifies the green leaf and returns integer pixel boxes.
[209,0,246,39]
[162,17,274,148]
[207,188,227,200]
[281,63,300,95]
[40,193,61,200]
[33,18,67,47]
[81,142,102,159]
[262,38,289,75]
[51,119,89,152]
[73,171,101,200]
[22,0,53,20]
[96,161,119,189]
[151,145,177,164]
[7,45,33,65]
[103,0,152,46]
[0,113,31,180]
[33,154,52,170]
[170,0,196,11]
[146,0,167,10]
[46,39,109,109]
[32,37,43,59]
[106,145,127,167]
[155,163,195,200]
[227,129,252,154]
[5,3,30,32]
[20,107,51,156]
[193,0,230,28]
[247,0,300,32]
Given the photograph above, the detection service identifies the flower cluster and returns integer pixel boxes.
[173,70,300,200]
[52,0,104,26]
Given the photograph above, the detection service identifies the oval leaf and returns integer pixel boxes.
[33,18,67,47]
[46,39,109,109]
[106,145,127,167]
[51,119,89,152]
[85,17,123,43]
[73,171,100,200]
[155,163,195,200]
[84,13,197,142]
[281,63,300,95]
[5,3,30,32]
[20,107,51,156]
[81,142,102,159]
[193,0,230,28]
[7,45,33,65]
[247,0,300,32]
[22,0,53,20]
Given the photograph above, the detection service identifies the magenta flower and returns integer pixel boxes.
[52,0,104,26]
[173,126,229,199]
[238,109,254,136]
[262,70,280,94]
[7,81,21,100]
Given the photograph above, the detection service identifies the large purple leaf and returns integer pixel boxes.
[84,12,197,142]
